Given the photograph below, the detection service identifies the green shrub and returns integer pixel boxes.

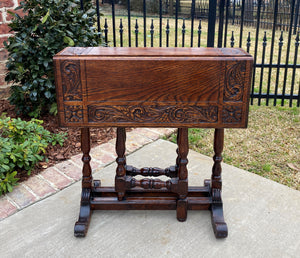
[5,0,102,117]
[0,115,67,195]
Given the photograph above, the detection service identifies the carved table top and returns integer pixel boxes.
[54,47,253,128]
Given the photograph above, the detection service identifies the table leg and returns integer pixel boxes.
[210,128,228,238]
[176,128,189,222]
[115,127,127,201]
[74,127,93,237]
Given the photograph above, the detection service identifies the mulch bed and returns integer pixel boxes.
[0,99,117,183]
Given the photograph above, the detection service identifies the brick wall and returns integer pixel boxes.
[0,0,21,99]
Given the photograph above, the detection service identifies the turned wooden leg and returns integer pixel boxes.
[74,128,93,237]
[176,128,181,169]
[176,128,189,222]
[210,128,228,238]
[115,127,127,201]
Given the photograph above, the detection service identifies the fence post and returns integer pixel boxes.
[207,0,217,47]
[217,0,226,48]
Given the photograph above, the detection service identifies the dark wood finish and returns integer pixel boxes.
[54,47,253,128]
[54,47,253,239]
[176,128,189,221]
[211,129,228,238]
[126,165,177,178]
[74,128,92,237]
[115,127,126,201]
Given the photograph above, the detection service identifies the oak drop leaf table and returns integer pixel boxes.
[54,47,253,238]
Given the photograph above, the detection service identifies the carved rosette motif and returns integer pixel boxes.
[88,105,218,124]
[61,60,82,101]
[222,106,242,123]
[224,61,246,102]
[65,105,83,123]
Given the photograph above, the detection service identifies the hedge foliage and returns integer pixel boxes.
[5,0,102,117]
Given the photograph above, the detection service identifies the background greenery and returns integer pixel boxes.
[5,0,101,117]
[0,115,66,195]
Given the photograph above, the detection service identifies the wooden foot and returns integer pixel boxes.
[177,198,187,222]
[74,188,92,237]
[210,129,228,238]
[211,202,228,238]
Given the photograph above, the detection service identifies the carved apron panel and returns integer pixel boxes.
[88,105,218,124]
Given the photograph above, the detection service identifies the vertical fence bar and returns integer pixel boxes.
[266,0,279,106]
[80,0,84,10]
[159,0,162,47]
[207,0,217,47]
[150,19,154,47]
[297,81,300,107]
[190,0,196,47]
[111,0,116,47]
[246,32,251,53]
[232,0,236,25]
[135,19,139,47]
[198,20,202,47]
[223,0,230,47]
[119,19,123,47]
[293,0,300,35]
[239,0,245,48]
[127,0,131,47]
[175,0,179,47]
[182,19,186,47]
[258,32,267,105]
[166,19,170,47]
[218,0,226,48]
[281,0,296,106]
[96,0,101,39]
[274,31,284,106]
[230,31,235,47]
[251,0,262,105]
[104,18,108,45]
[143,0,147,47]
[289,32,299,106]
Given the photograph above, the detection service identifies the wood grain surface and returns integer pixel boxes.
[54,47,253,128]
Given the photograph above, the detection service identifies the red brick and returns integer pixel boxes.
[0,50,8,61]
[0,86,10,99]
[71,153,102,170]
[55,160,82,181]
[0,74,7,85]
[125,132,152,152]
[0,12,3,23]
[133,128,161,140]
[40,167,73,190]
[0,24,11,34]
[0,197,17,219]
[0,62,7,72]
[24,176,56,198]
[0,0,14,8]
[0,37,9,49]
[7,184,38,209]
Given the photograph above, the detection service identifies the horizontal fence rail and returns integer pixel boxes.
[82,0,299,107]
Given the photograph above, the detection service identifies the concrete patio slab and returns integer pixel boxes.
[1,139,299,257]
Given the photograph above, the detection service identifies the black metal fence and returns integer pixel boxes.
[82,0,299,107]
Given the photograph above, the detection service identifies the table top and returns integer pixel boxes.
[56,47,251,58]
[54,47,253,128]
